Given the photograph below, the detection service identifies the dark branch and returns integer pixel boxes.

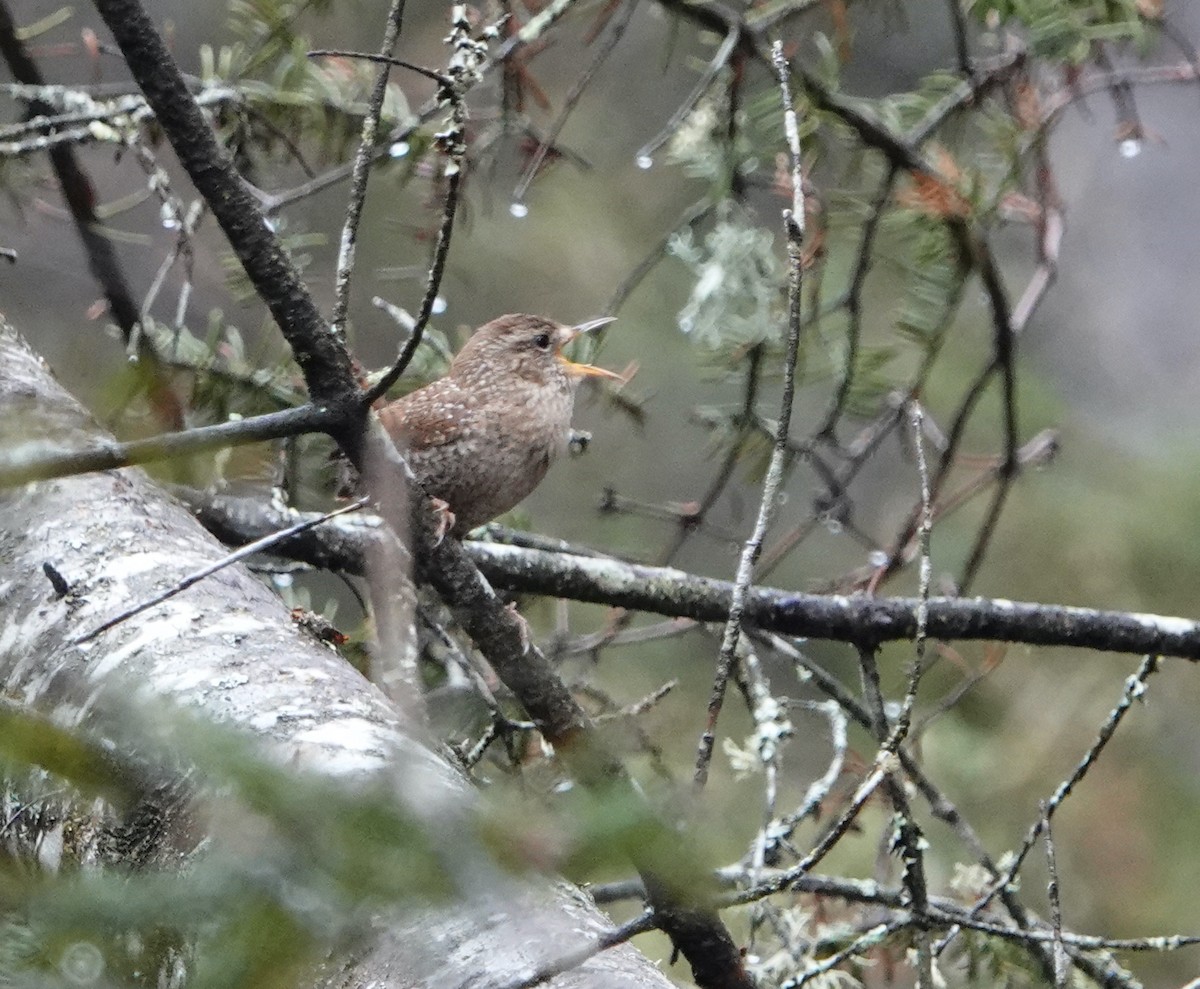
[0,405,335,487]
[184,492,1200,662]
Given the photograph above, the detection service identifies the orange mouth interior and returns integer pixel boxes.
[558,317,623,381]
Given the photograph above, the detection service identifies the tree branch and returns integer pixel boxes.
[0,405,334,487]
[184,491,1200,662]
[326,0,409,341]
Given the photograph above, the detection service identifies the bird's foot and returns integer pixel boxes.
[505,601,533,655]
[429,497,456,546]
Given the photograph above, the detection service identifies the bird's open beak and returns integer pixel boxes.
[558,317,623,381]
[570,316,617,336]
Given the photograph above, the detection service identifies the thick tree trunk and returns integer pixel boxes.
[0,320,670,989]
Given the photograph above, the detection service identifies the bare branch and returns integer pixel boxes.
[74,499,369,644]
[182,490,1200,662]
[692,41,806,791]
[324,0,412,341]
[0,405,334,487]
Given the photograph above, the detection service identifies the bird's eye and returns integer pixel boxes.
[533,331,552,350]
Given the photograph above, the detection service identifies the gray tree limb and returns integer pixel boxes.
[185,490,1200,662]
[0,319,672,989]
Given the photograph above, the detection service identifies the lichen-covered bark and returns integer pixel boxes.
[186,490,1200,662]
[0,321,671,989]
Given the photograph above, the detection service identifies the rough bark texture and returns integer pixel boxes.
[0,320,672,989]
[187,491,1200,662]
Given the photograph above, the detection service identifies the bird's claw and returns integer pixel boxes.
[430,497,456,546]
[505,601,532,655]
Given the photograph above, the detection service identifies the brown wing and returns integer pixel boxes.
[377,377,472,452]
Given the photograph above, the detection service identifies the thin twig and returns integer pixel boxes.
[73,499,369,644]
[605,197,713,314]
[513,0,640,207]
[732,757,890,895]
[309,48,449,87]
[940,655,1161,952]
[142,198,204,333]
[635,27,739,166]
[737,637,789,951]
[362,11,484,406]
[746,695,845,858]
[1092,44,1143,147]
[692,41,805,790]
[796,921,902,987]
[1043,803,1069,988]
[490,911,658,989]
[945,0,973,76]
[0,405,335,488]
[895,399,933,740]
[323,0,411,341]
[818,166,896,438]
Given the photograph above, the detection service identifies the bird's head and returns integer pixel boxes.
[450,313,623,388]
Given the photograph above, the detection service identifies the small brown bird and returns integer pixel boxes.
[378,313,623,535]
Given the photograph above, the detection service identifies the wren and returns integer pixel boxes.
[377,313,623,535]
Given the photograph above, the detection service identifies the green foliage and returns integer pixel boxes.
[144,311,305,413]
[872,72,970,137]
[0,704,452,989]
[367,325,454,394]
[221,223,326,303]
[841,343,902,417]
[481,780,724,900]
[955,926,1056,987]
[890,222,966,358]
[212,0,417,171]
[977,99,1033,191]
[0,707,147,808]
[227,0,338,78]
[809,31,845,92]
[967,0,1148,61]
